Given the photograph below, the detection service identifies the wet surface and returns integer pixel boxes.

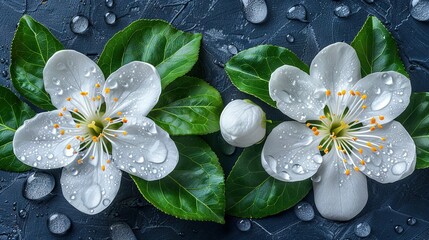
[0,0,429,239]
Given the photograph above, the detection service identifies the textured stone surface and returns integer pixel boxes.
[0,0,429,239]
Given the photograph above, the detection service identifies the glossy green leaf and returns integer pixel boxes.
[131,136,225,223]
[0,87,35,172]
[397,93,429,169]
[351,16,408,78]
[225,124,312,218]
[10,15,63,110]
[225,45,309,108]
[98,19,202,89]
[148,76,223,136]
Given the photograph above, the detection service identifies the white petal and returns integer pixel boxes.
[353,71,412,124]
[112,117,179,181]
[310,42,361,94]
[43,50,105,114]
[103,62,161,118]
[359,121,416,183]
[220,99,266,147]
[13,110,80,169]
[269,65,326,122]
[313,151,368,221]
[261,121,323,182]
[61,152,122,215]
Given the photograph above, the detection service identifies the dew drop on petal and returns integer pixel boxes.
[292,164,305,174]
[83,184,102,209]
[23,172,55,201]
[136,156,145,163]
[236,219,251,231]
[392,161,407,175]
[382,73,394,85]
[354,222,371,237]
[48,213,72,235]
[294,202,315,221]
[104,11,117,25]
[311,174,321,182]
[148,140,168,164]
[313,155,323,164]
[70,15,89,34]
[64,147,75,157]
[371,91,392,111]
[103,198,111,206]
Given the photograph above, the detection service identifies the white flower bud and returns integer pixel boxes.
[220,99,266,148]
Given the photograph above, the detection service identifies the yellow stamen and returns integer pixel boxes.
[106,159,111,164]
[371,147,377,152]
[113,97,118,102]
[370,126,376,131]
[361,94,367,100]
[314,131,319,136]
[117,111,122,116]
[105,88,110,94]
[354,166,360,172]
[362,105,367,109]
[360,160,366,165]
[66,144,71,150]
[66,97,72,101]
[379,115,385,120]
[343,159,347,163]
[379,145,384,150]
[324,148,329,154]
[105,117,111,122]
[53,124,60,128]
[122,117,128,123]
[350,90,355,96]
[311,127,317,132]
[80,91,88,96]
[377,124,383,129]
[58,112,63,117]
[60,129,65,135]
[341,89,346,95]
[306,123,311,127]
[92,136,98,142]
[358,148,363,154]
[90,156,95,160]
[381,137,386,141]
[345,169,350,176]
[318,145,323,150]
[370,117,376,124]
[95,83,101,88]
[62,107,67,111]
[97,95,101,100]
[326,90,331,96]
[76,124,81,128]
[73,108,79,113]
[319,115,326,120]
[123,131,128,136]
[101,165,106,171]
[77,159,83,164]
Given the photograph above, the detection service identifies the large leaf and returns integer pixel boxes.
[0,87,35,172]
[225,45,309,108]
[98,19,202,89]
[148,76,223,136]
[351,16,408,78]
[225,124,312,218]
[131,136,225,223]
[397,93,429,169]
[10,15,63,110]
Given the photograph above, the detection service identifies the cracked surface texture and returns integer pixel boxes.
[0,0,429,239]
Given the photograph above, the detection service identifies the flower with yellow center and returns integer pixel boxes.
[261,42,416,221]
[13,50,179,215]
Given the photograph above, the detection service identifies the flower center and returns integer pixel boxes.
[306,89,387,176]
[87,120,104,136]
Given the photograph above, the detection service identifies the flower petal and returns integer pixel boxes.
[13,110,80,169]
[359,121,416,183]
[269,65,326,122]
[112,117,179,181]
[103,62,161,118]
[43,50,105,114]
[310,42,361,94]
[313,151,368,221]
[261,121,323,182]
[61,152,122,215]
[353,71,412,124]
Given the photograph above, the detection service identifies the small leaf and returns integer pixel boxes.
[397,93,429,169]
[0,86,35,172]
[225,123,312,218]
[148,76,223,136]
[225,45,309,108]
[98,19,202,89]
[131,136,225,223]
[10,15,63,110]
[351,16,408,78]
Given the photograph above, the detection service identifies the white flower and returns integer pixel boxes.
[220,99,266,148]
[261,42,416,221]
[13,50,179,214]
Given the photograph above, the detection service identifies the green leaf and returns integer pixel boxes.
[98,19,202,89]
[351,16,408,78]
[148,76,223,136]
[225,45,309,108]
[0,86,35,172]
[10,15,63,110]
[131,136,225,223]
[397,93,429,169]
[225,124,312,218]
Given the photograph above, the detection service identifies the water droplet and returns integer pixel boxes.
[70,15,89,34]
[227,44,238,55]
[371,91,392,111]
[64,147,75,157]
[136,156,145,163]
[236,219,251,231]
[382,73,394,85]
[110,222,137,240]
[56,62,66,71]
[354,222,371,237]
[411,0,429,21]
[47,153,54,159]
[2,70,8,78]
[334,4,351,18]
[56,88,64,95]
[392,161,407,175]
[407,217,417,225]
[394,225,404,234]
[311,174,321,182]
[129,166,137,173]
[280,171,291,180]
[18,209,27,219]
[148,140,168,163]
[240,0,268,24]
[23,172,55,200]
[292,164,305,174]
[286,4,308,22]
[104,12,117,25]
[275,90,292,103]
[70,168,79,176]
[70,194,76,200]
[375,87,381,94]
[313,155,323,164]
[83,184,102,209]
[364,0,374,3]
[103,198,111,206]
[52,77,60,85]
[286,34,295,43]
[48,213,71,235]
[294,202,315,221]
[105,0,114,8]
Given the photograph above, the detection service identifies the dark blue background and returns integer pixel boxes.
[1,0,429,239]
